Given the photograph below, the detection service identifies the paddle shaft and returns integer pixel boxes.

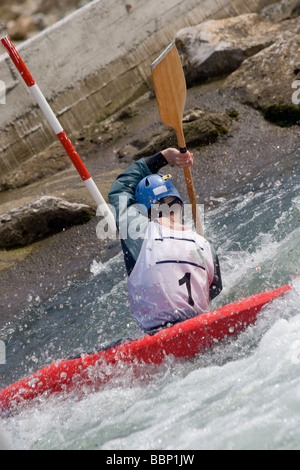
[0,33,115,231]
[175,126,204,237]
[151,43,204,236]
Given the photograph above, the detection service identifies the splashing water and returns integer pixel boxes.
[1,148,300,450]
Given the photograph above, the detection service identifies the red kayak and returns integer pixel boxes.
[0,285,291,415]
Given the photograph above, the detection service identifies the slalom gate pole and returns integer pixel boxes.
[0,25,116,234]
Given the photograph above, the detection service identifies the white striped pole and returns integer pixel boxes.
[0,31,116,235]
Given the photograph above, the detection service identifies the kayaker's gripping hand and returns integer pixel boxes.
[162,148,194,169]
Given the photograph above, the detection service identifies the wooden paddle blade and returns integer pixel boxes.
[151,43,187,137]
[151,42,204,237]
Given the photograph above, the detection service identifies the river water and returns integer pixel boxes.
[1,147,300,450]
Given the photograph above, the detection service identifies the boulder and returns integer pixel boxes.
[224,24,300,126]
[175,13,282,86]
[0,196,95,249]
[261,0,300,21]
[175,7,300,127]
[6,16,38,40]
[116,108,231,160]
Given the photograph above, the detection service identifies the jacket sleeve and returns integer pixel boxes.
[108,153,168,275]
[209,243,223,301]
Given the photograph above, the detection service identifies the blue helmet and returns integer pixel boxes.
[135,174,183,215]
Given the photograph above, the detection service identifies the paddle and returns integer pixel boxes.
[151,43,204,237]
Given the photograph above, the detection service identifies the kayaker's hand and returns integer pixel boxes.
[162,148,194,169]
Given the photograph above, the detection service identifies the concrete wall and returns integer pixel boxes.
[0,0,277,179]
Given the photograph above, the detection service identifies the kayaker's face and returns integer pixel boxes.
[149,197,183,223]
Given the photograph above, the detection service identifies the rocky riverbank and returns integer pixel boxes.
[0,0,299,324]
[0,0,93,42]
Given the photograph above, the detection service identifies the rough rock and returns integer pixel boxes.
[0,196,95,249]
[261,0,300,21]
[6,16,38,40]
[0,144,71,192]
[224,23,300,126]
[175,13,283,86]
[175,6,300,127]
[0,116,128,192]
[1,0,91,40]
[116,108,232,160]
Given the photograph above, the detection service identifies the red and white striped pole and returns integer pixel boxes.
[0,27,116,235]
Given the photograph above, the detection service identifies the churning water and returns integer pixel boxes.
[1,148,300,450]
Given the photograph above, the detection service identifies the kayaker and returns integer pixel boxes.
[108,148,222,333]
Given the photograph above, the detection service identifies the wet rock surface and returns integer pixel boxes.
[0,196,95,249]
[176,11,300,126]
[175,13,280,86]
[115,106,231,160]
[224,26,300,124]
